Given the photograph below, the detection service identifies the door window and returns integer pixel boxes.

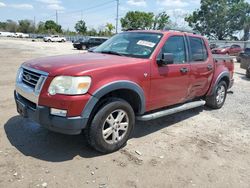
[158,36,187,64]
[189,37,208,62]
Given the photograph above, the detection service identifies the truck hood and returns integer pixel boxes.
[23,52,148,76]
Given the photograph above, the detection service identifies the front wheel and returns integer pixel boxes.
[206,81,227,109]
[86,98,135,153]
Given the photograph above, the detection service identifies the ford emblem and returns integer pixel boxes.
[24,74,31,81]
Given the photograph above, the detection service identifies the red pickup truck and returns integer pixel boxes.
[211,44,243,55]
[15,30,234,153]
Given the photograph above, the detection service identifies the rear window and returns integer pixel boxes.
[189,37,208,62]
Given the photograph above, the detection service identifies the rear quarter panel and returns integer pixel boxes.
[207,58,234,95]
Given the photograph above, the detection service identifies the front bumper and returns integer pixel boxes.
[15,91,88,135]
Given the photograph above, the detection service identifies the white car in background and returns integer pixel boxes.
[43,35,66,42]
[14,32,29,38]
[0,32,15,37]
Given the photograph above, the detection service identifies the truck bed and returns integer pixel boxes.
[212,54,235,62]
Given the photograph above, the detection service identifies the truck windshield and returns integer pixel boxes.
[93,32,163,58]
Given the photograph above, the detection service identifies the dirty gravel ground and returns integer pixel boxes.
[0,39,250,188]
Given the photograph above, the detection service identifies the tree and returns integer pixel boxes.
[185,0,250,40]
[37,21,46,33]
[75,20,87,34]
[44,20,62,34]
[18,19,35,33]
[0,21,7,31]
[5,20,18,32]
[105,23,115,35]
[243,16,250,41]
[87,28,98,36]
[120,11,154,30]
[153,12,170,30]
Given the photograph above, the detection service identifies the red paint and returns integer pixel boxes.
[23,30,234,117]
[212,45,243,55]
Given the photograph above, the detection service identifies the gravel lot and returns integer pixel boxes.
[0,38,250,188]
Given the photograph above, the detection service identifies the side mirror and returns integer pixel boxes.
[158,53,174,66]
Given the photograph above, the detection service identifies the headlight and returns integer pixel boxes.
[221,49,226,52]
[48,76,91,95]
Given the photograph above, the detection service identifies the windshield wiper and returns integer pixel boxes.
[99,50,124,56]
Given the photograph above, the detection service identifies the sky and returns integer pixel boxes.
[0,0,248,32]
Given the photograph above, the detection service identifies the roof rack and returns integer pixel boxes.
[163,26,199,35]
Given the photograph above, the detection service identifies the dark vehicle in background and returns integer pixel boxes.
[73,37,108,50]
[237,48,250,62]
[212,44,243,55]
[240,49,250,78]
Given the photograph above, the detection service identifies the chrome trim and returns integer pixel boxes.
[21,65,49,76]
[16,66,48,104]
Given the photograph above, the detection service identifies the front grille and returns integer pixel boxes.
[22,68,41,88]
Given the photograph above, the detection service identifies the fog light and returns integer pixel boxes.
[50,108,67,117]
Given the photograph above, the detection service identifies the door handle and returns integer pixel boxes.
[180,67,189,73]
[207,65,213,71]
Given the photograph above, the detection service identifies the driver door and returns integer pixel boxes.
[149,34,191,110]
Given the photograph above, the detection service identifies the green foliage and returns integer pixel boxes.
[185,0,250,40]
[243,16,250,40]
[36,21,46,34]
[0,21,7,30]
[18,19,35,33]
[44,20,62,34]
[153,12,170,30]
[86,28,98,36]
[120,11,155,30]
[105,23,115,35]
[5,20,18,32]
[75,20,87,34]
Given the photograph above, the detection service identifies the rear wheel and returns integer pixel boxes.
[86,98,135,153]
[206,81,227,109]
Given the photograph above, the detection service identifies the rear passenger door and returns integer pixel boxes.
[187,36,214,99]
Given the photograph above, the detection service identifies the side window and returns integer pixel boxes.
[159,36,186,64]
[95,39,102,43]
[89,38,94,43]
[189,37,208,62]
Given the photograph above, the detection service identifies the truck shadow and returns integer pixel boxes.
[4,107,203,162]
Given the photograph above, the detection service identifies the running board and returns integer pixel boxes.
[137,100,206,121]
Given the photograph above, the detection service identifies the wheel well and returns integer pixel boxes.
[85,89,142,127]
[97,89,142,114]
[220,76,230,88]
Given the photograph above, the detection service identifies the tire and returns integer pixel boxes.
[206,81,227,109]
[86,98,135,153]
[48,39,51,42]
[61,39,65,42]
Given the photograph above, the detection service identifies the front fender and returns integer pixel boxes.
[81,80,146,119]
